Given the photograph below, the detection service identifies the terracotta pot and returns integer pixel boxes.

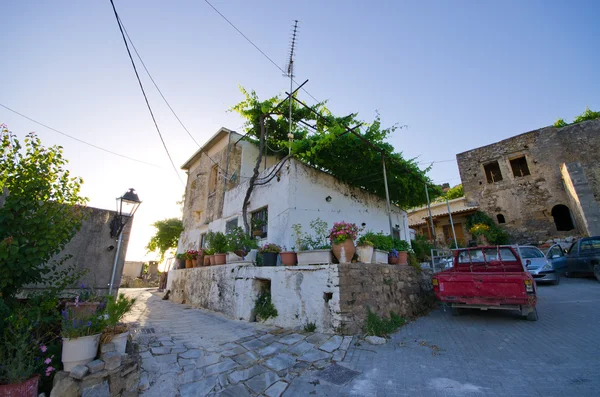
[0,375,39,397]
[332,239,355,264]
[214,253,227,265]
[65,302,100,320]
[62,333,101,371]
[208,255,215,265]
[195,256,204,267]
[398,251,408,265]
[280,251,297,266]
[252,230,263,237]
[204,255,211,266]
[175,258,185,269]
[388,255,400,265]
[185,259,193,269]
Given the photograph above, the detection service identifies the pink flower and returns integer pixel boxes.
[45,358,52,365]
[45,366,55,376]
[40,345,47,353]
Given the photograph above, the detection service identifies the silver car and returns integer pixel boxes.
[519,246,560,285]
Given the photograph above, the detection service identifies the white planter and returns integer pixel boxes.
[227,252,244,263]
[297,249,332,265]
[245,249,258,263]
[357,245,374,263]
[110,331,129,354]
[62,333,101,372]
[372,249,389,264]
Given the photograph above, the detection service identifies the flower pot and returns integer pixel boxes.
[208,255,215,266]
[175,258,186,269]
[214,253,227,265]
[297,249,332,265]
[398,251,408,265]
[371,249,388,264]
[62,333,101,372]
[185,259,194,269]
[204,255,211,266]
[357,245,374,263]
[280,251,297,266]
[261,252,278,266]
[388,255,399,265]
[227,252,244,263]
[65,302,100,320]
[195,255,204,267]
[245,249,258,263]
[110,331,129,354]
[332,239,356,264]
[252,230,263,237]
[0,375,39,397]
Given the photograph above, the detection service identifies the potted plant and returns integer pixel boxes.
[369,233,393,264]
[100,294,136,354]
[251,218,267,238]
[388,248,400,264]
[65,284,101,319]
[329,221,359,264]
[225,227,259,262]
[392,239,411,265]
[60,307,105,371]
[208,231,228,265]
[356,233,375,263]
[196,248,205,267]
[258,243,281,266]
[293,218,333,265]
[204,248,215,265]
[175,253,187,269]
[280,246,297,266]
[184,250,198,268]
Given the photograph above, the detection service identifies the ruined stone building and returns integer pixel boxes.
[178,127,411,253]
[456,119,600,243]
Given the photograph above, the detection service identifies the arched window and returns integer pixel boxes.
[497,214,506,224]
[551,205,574,231]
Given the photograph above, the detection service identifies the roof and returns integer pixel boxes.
[181,127,242,170]
[408,198,478,227]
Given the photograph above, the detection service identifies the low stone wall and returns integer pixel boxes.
[167,263,433,335]
[50,341,140,397]
[337,264,434,334]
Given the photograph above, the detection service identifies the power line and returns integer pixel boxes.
[0,103,161,168]
[203,0,320,104]
[416,159,456,165]
[108,0,184,185]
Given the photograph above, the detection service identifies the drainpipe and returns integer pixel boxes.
[108,232,124,296]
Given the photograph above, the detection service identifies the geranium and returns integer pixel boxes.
[258,243,282,253]
[329,222,359,244]
[185,250,199,260]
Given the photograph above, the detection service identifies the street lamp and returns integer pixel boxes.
[108,188,142,295]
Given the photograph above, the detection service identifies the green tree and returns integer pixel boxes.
[0,125,87,299]
[230,88,441,209]
[444,184,464,200]
[146,218,183,261]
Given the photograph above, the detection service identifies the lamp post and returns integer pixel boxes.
[108,189,142,295]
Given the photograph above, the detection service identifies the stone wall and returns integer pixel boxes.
[337,264,433,334]
[456,119,600,243]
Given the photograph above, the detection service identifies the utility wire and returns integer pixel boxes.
[0,103,161,168]
[203,0,320,104]
[108,0,184,185]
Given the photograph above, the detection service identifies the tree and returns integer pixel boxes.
[146,218,184,261]
[0,125,87,299]
[230,87,441,212]
[444,184,464,200]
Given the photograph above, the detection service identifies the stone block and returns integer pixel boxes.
[231,350,260,367]
[49,375,78,397]
[81,380,110,397]
[319,335,343,353]
[245,370,280,394]
[265,380,289,397]
[138,372,150,391]
[70,364,89,379]
[87,360,105,374]
[277,333,305,345]
[257,342,288,358]
[263,354,296,372]
[101,343,116,354]
[365,336,386,345]
[287,341,315,356]
[52,371,69,387]
[179,349,203,359]
[103,352,122,371]
[196,352,221,368]
[297,349,332,363]
[150,346,171,355]
[124,370,140,392]
[108,371,125,397]
[228,364,266,384]
[218,384,252,397]
[179,376,217,397]
[203,358,239,376]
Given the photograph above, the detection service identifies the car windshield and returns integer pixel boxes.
[519,247,544,259]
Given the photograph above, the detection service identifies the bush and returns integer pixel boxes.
[466,211,509,244]
[205,231,228,253]
[367,232,393,251]
[146,218,183,262]
[364,308,405,336]
[253,289,277,321]
[411,234,433,262]
[226,226,258,252]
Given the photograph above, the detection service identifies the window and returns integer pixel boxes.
[200,233,207,248]
[251,207,268,238]
[548,246,563,259]
[208,164,218,194]
[483,161,503,183]
[225,218,238,233]
[551,204,574,231]
[510,156,531,177]
[497,214,506,224]
[519,247,544,259]
[580,238,600,251]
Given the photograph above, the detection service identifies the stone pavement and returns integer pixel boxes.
[123,277,600,397]
[121,289,354,396]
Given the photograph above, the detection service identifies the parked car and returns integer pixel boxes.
[563,236,600,282]
[545,244,568,275]
[518,246,560,285]
[432,246,538,321]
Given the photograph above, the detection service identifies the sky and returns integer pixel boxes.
[2,0,599,261]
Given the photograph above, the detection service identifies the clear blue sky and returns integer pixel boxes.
[2,0,598,260]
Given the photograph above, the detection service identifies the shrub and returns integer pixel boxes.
[226,226,258,252]
[105,293,136,327]
[292,218,331,250]
[253,289,277,321]
[303,321,317,332]
[364,308,405,336]
[554,118,567,128]
[205,231,228,253]
[466,211,509,244]
[393,239,411,252]
[411,234,433,262]
[572,107,600,124]
[368,232,393,251]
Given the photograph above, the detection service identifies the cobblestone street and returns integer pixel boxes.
[122,277,600,397]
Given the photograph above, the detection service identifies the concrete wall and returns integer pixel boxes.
[337,264,434,334]
[456,119,600,243]
[167,263,342,333]
[122,261,144,279]
[561,162,600,236]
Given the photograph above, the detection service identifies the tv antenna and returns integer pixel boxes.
[285,20,299,155]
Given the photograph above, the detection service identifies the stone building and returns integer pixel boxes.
[456,119,600,243]
[408,197,478,246]
[178,127,411,252]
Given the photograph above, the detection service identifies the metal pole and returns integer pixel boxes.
[288,71,293,156]
[425,184,436,245]
[446,197,458,248]
[381,154,394,237]
[108,230,124,295]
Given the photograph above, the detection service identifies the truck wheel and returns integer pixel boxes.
[526,308,538,321]
[594,265,600,283]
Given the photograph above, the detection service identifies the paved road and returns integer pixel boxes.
[122,277,600,396]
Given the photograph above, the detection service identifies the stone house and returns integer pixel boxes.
[407,197,478,246]
[178,127,411,253]
[456,119,600,243]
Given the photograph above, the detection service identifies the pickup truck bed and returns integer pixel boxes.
[432,246,538,321]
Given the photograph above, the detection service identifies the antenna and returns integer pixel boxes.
[285,20,299,155]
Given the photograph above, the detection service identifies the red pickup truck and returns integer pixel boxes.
[432,246,538,321]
